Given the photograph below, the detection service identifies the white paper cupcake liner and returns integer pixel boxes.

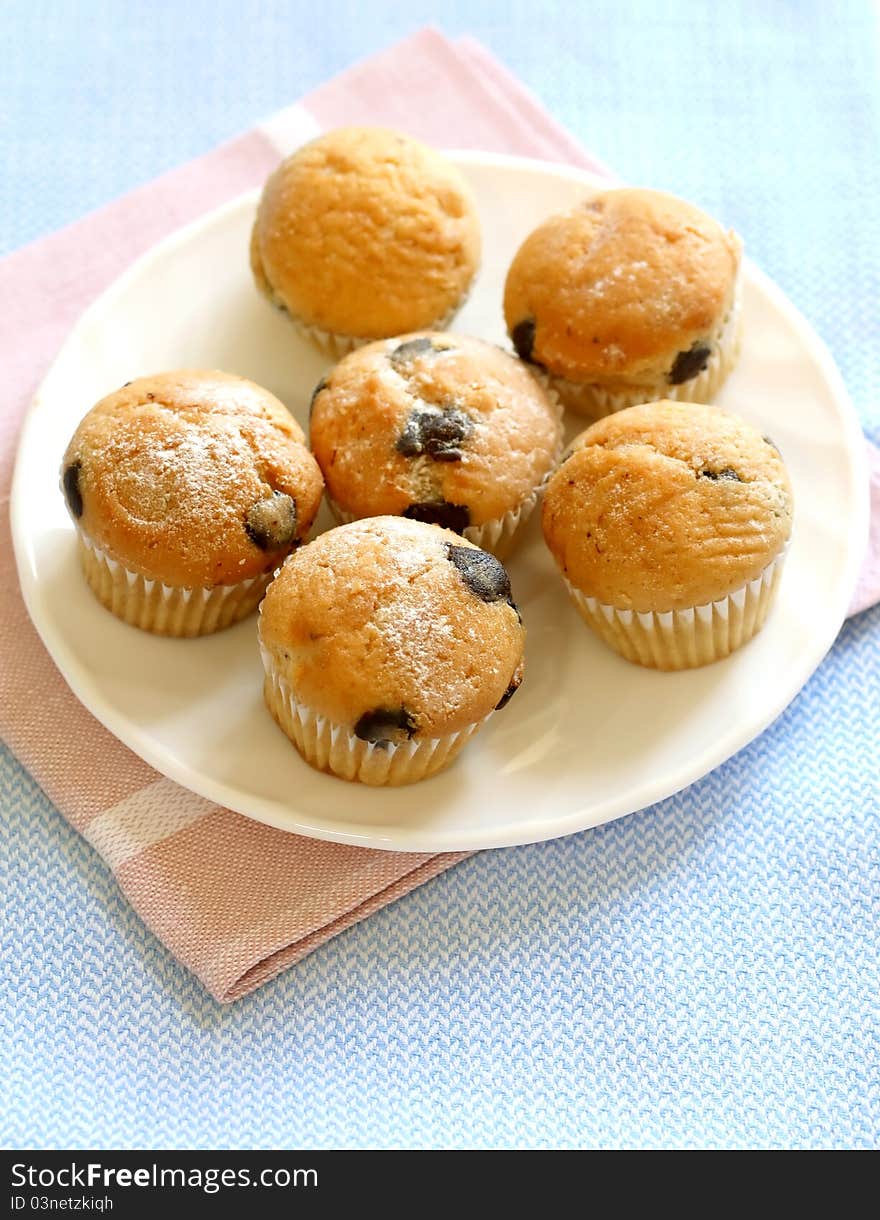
[285,316,372,359]
[563,546,787,670]
[462,469,550,559]
[281,280,478,360]
[464,495,535,558]
[326,485,542,562]
[260,649,487,786]
[76,532,271,636]
[549,277,744,420]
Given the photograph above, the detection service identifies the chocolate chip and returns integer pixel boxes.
[669,343,712,385]
[495,670,522,711]
[403,501,471,533]
[62,461,83,519]
[389,337,438,370]
[396,404,473,462]
[354,707,417,748]
[245,492,298,550]
[309,377,328,419]
[122,381,132,388]
[445,543,516,613]
[395,426,420,458]
[511,318,537,363]
[699,467,742,482]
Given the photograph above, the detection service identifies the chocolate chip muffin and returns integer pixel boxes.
[504,188,742,418]
[309,332,563,559]
[542,401,792,668]
[259,516,526,785]
[61,371,324,635]
[250,127,481,357]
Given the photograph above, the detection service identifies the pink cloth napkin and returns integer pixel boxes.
[1,29,877,1002]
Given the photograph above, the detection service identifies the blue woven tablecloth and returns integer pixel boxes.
[2,0,878,1149]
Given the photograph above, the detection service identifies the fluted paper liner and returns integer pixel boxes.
[284,282,478,360]
[564,547,787,670]
[326,484,543,562]
[261,648,488,786]
[77,533,271,637]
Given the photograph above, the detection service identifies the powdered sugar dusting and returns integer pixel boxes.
[65,372,323,586]
[309,333,562,524]
[262,517,524,734]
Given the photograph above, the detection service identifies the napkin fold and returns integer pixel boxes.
[1,28,877,1002]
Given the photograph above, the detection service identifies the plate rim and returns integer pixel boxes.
[11,152,871,851]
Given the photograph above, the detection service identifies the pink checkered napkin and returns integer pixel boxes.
[1,29,876,1003]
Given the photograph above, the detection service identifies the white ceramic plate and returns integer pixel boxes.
[12,153,869,851]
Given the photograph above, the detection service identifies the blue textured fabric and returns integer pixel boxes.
[2,1,879,1149]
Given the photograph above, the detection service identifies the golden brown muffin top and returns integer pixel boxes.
[542,401,792,612]
[504,188,741,388]
[309,332,563,528]
[259,517,526,738]
[61,371,324,588]
[251,127,481,340]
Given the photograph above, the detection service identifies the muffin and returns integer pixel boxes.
[504,188,743,418]
[259,517,526,785]
[250,127,481,356]
[542,401,792,669]
[60,371,324,636]
[309,332,563,559]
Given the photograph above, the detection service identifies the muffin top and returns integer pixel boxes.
[542,401,792,612]
[250,127,481,340]
[61,371,324,588]
[259,516,526,738]
[310,332,562,529]
[504,188,741,389]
